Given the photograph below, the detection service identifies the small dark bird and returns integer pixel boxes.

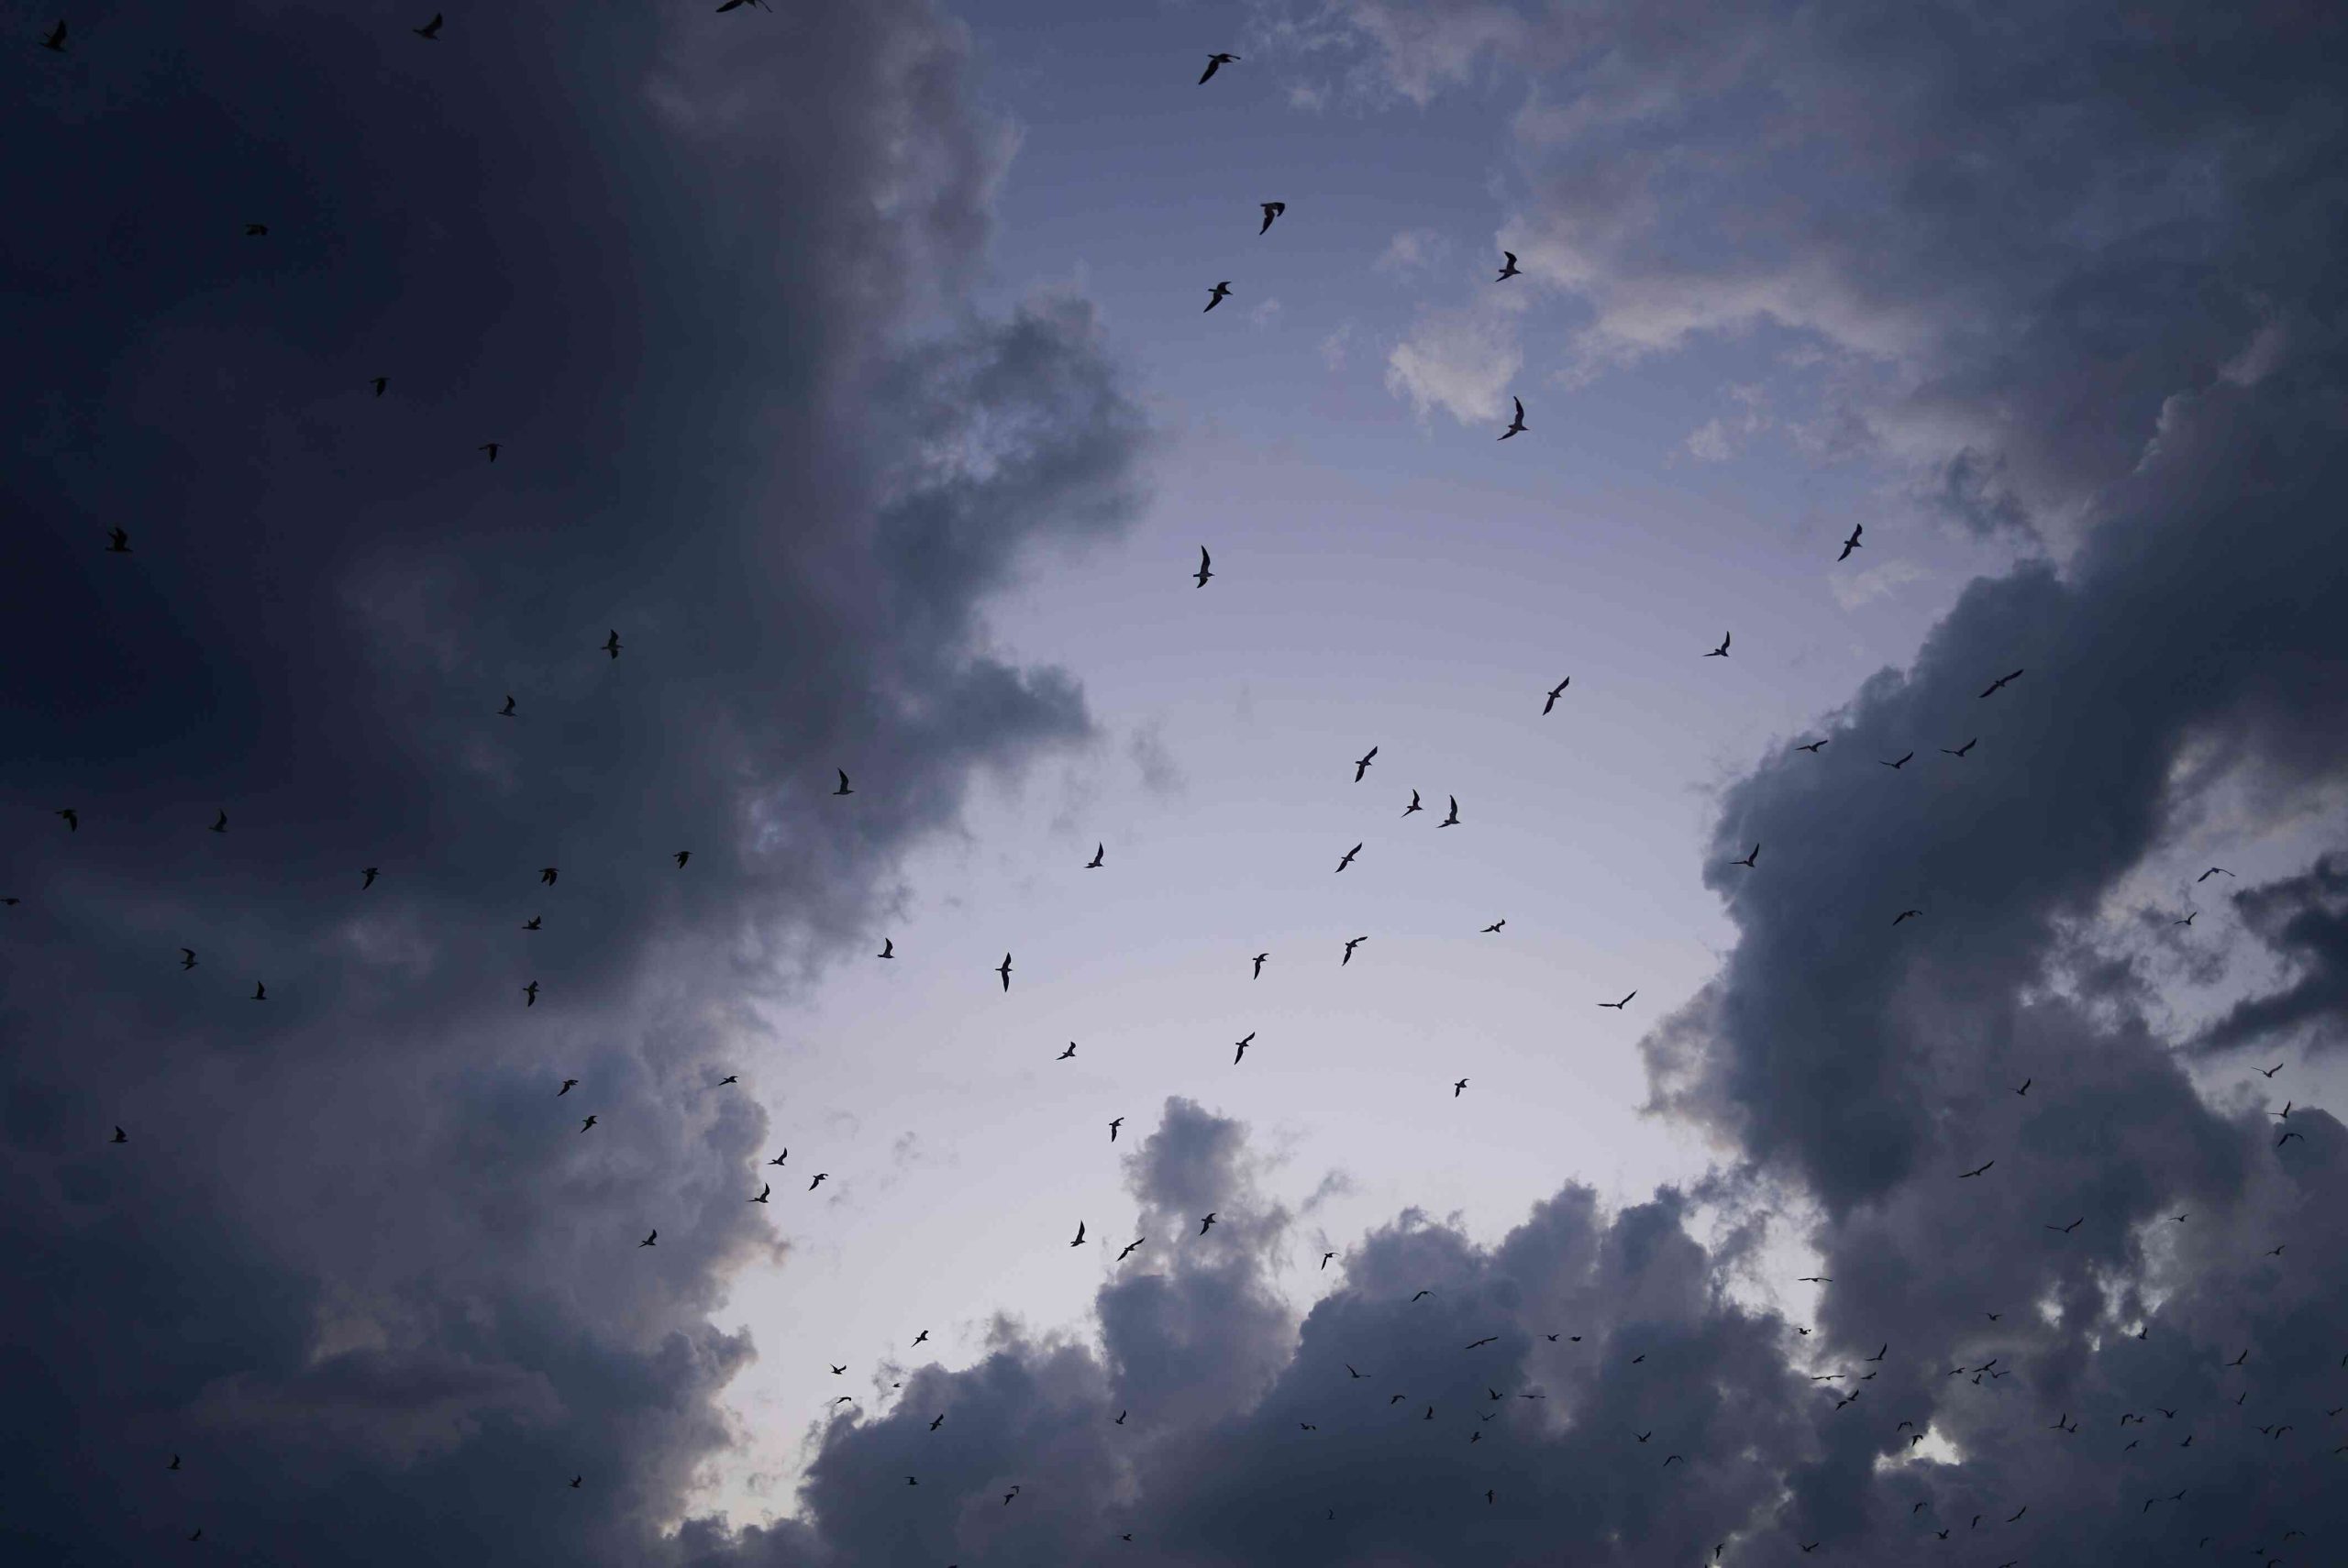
[413,13,443,39]
[1198,1212,1216,1234]
[1975,668,2026,700]
[1439,796,1460,827]
[1412,1290,1433,1301]
[1599,991,1636,1010]
[829,1364,847,1375]
[2045,1217,2083,1234]
[1705,631,1732,657]
[205,809,228,835]
[878,938,893,958]
[361,867,379,889]
[1733,843,1760,868]
[189,1529,203,1543]
[2015,1077,2033,1096]
[1336,844,1362,873]
[603,629,621,659]
[540,867,559,886]
[1109,1118,1124,1141]
[559,1078,578,1096]
[1058,1043,1077,1061]
[1453,1078,1468,1097]
[1234,1032,1254,1064]
[2174,910,2198,926]
[2198,866,2234,882]
[639,1231,657,1247]
[1796,1275,1831,1283]
[40,19,68,50]
[1881,752,1914,769]
[2278,1130,2304,1146]
[1892,909,1922,925]
[481,443,502,462]
[2258,1062,2283,1077]
[809,1173,828,1190]
[1117,1238,1144,1260]
[1114,1411,1127,1424]
[180,948,197,970]
[1252,953,1268,977]
[1070,1220,1086,1248]
[1837,523,1863,561]
[1204,282,1232,311]
[1943,738,1977,756]
[1086,844,1104,868]
[1465,1336,1497,1350]
[105,529,129,553]
[168,1454,180,1470]
[1403,790,1423,815]
[112,1126,127,1143]
[1496,251,1520,281]
[371,377,387,397]
[1259,202,1285,234]
[1957,1160,1994,1178]
[717,1075,737,1086]
[1481,920,1505,933]
[912,1330,928,1346]
[1795,738,1828,753]
[580,1116,596,1132]
[252,981,267,1001]
[1342,936,1366,965]
[767,1151,786,1165]
[499,694,516,716]
[1866,1342,1887,1362]
[675,851,691,867]
[750,1185,770,1204]
[1354,746,1379,781]
[524,981,539,1007]
[523,916,542,931]
[1499,397,1527,440]
[1325,1253,1339,1270]
[929,1413,944,1430]
[1199,52,1238,83]
[244,224,269,237]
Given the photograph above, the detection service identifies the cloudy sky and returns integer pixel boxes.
[6,0,2346,1563]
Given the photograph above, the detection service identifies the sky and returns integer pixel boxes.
[4,1,2346,1564]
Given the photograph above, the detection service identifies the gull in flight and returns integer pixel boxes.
[1978,668,2025,698]
[1705,631,1731,657]
[1496,251,1520,281]
[1499,398,1527,440]
[1342,936,1367,966]
[1439,796,1459,827]
[1193,547,1213,587]
[1258,202,1285,234]
[997,953,1013,990]
[1599,990,1636,1010]
[1198,51,1238,83]
[1542,677,1569,714]
[1336,843,1361,872]
[1204,282,1232,312]
[834,769,853,796]
[1837,523,1863,561]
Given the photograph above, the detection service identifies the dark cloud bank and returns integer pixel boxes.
[6,2,2347,1566]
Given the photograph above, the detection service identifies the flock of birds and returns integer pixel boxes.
[24,11,2339,1566]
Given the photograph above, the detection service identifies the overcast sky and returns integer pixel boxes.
[6,2,2347,1564]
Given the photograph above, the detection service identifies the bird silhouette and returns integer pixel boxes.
[1342,936,1367,965]
[1234,1032,1254,1064]
[1199,52,1238,83]
[1191,546,1213,587]
[112,1126,127,1143]
[1733,843,1760,868]
[40,19,68,50]
[360,867,379,889]
[1542,677,1570,713]
[1109,1118,1123,1142]
[809,1173,828,1190]
[105,529,129,553]
[1071,1221,1086,1247]
[2015,1077,2031,1095]
[1795,738,1828,752]
[2198,866,2234,882]
[523,916,542,931]
[1957,1160,1994,1178]
[1198,1212,1217,1234]
[481,442,502,462]
[1705,631,1732,657]
[2174,911,2197,925]
[602,629,621,659]
[580,1116,596,1132]
[1837,523,1863,560]
[878,938,894,958]
[1881,752,1914,769]
[750,1185,770,1203]
[674,851,690,867]
[1252,953,1268,977]
[997,954,1013,990]
[1978,668,2025,698]
[1354,746,1379,781]
[1204,282,1232,311]
[1496,251,1520,281]
[55,808,78,831]
[639,1231,657,1247]
[1117,1238,1144,1260]
[499,694,515,716]
[1439,795,1460,826]
[1453,1078,1468,1097]
[2258,1062,2283,1077]
[1336,844,1362,872]
[180,948,197,970]
[1086,844,1104,868]
[717,1075,737,1086]
[1481,920,1505,933]
[1943,738,1977,756]
[252,981,267,1000]
[559,1078,579,1095]
[1403,789,1422,815]
[539,867,559,886]
[1599,990,1636,1010]
[1893,909,1922,924]
[2046,1217,2084,1233]
[1258,201,1285,234]
[1500,397,1527,439]
[413,13,443,39]
[244,223,269,237]
[1058,1043,1076,1061]
[524,981,538,1007]
[208,810,227,834]
[767,1150,786,1165]
[370,377,387,397]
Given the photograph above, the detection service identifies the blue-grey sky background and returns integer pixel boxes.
[5,1,2345,1564]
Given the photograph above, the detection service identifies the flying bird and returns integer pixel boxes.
[1193,547,1213,587]
[2175,911,2197,925]
[1795,739,1828,753]
[523,916,542,930]
[639,1231,657,1248]
[524,981,539,1007]
[412,13,443,39]
[1412,1289,1433,1301]
[1957,1160,1994,1178]
[673,850,690,867]
[1109,1118,1123,1142]
[540,867,559,886]
[1705,631,1732,657]
[180,948,197,970]
[2197,866,2233,882]
[1258,201,1285,234]
[715,0,770,11]
[1086,844,1104,868]
[40,19,68,50]
[1978,668,2025,698]
[559,1078,578,1096]
[602,628,621,659]
[1837,523,1863,561]
[370,377,387,397]
[1733,843,1760,868]
[1599,990,1636,1010]
[768,1151,787,1165]
[252,981,267,1001]
[2015,1078,2031,1095]
[1198,51,1238,83]
[105,529,129,553]
[1234,1032,1254,1064]
[1058,1043,1076,1061]
[481,442,502,462]
[809,1173,828,1190]
[1198,1212,1217,1234]
[834,768,854,796]
[1439,795,1460,827]
[1403,789,1423,815]
[55,808,77,831]
[499,694,515,716]
[716,1075,737,1086]
[244,223,269,237]
[1481,920,1505,933]
[1342,936,1367,965]
[2258,1062,2283,1077]
[209,810,227,833]
[997,954,1013,990]
[1893,909,1922,924]
[1500,397,1527,439]
[750,1185,770,1204]
[580,1115,596,1132]
[1453,1078,1468,1097]
[1070,1222,1085,1247]
[2045,1217,2084,1234]
[112,1126,127,1143]
[361,867,379,889]
[1496,251,1520,281]
[1881,752,1914,769]
[1336,843,1362,872]
[1354,746,1379,781]
[876,938,893,958]
[1252,953,1267,977]
[1943,738,1977,756]
[1117,1238,1144,1260]
[1543,677,1570,713]
[1204,281,1232,311]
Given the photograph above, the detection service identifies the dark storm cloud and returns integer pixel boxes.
[2,1,1145,1562]
[2198,855,2348,1056]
